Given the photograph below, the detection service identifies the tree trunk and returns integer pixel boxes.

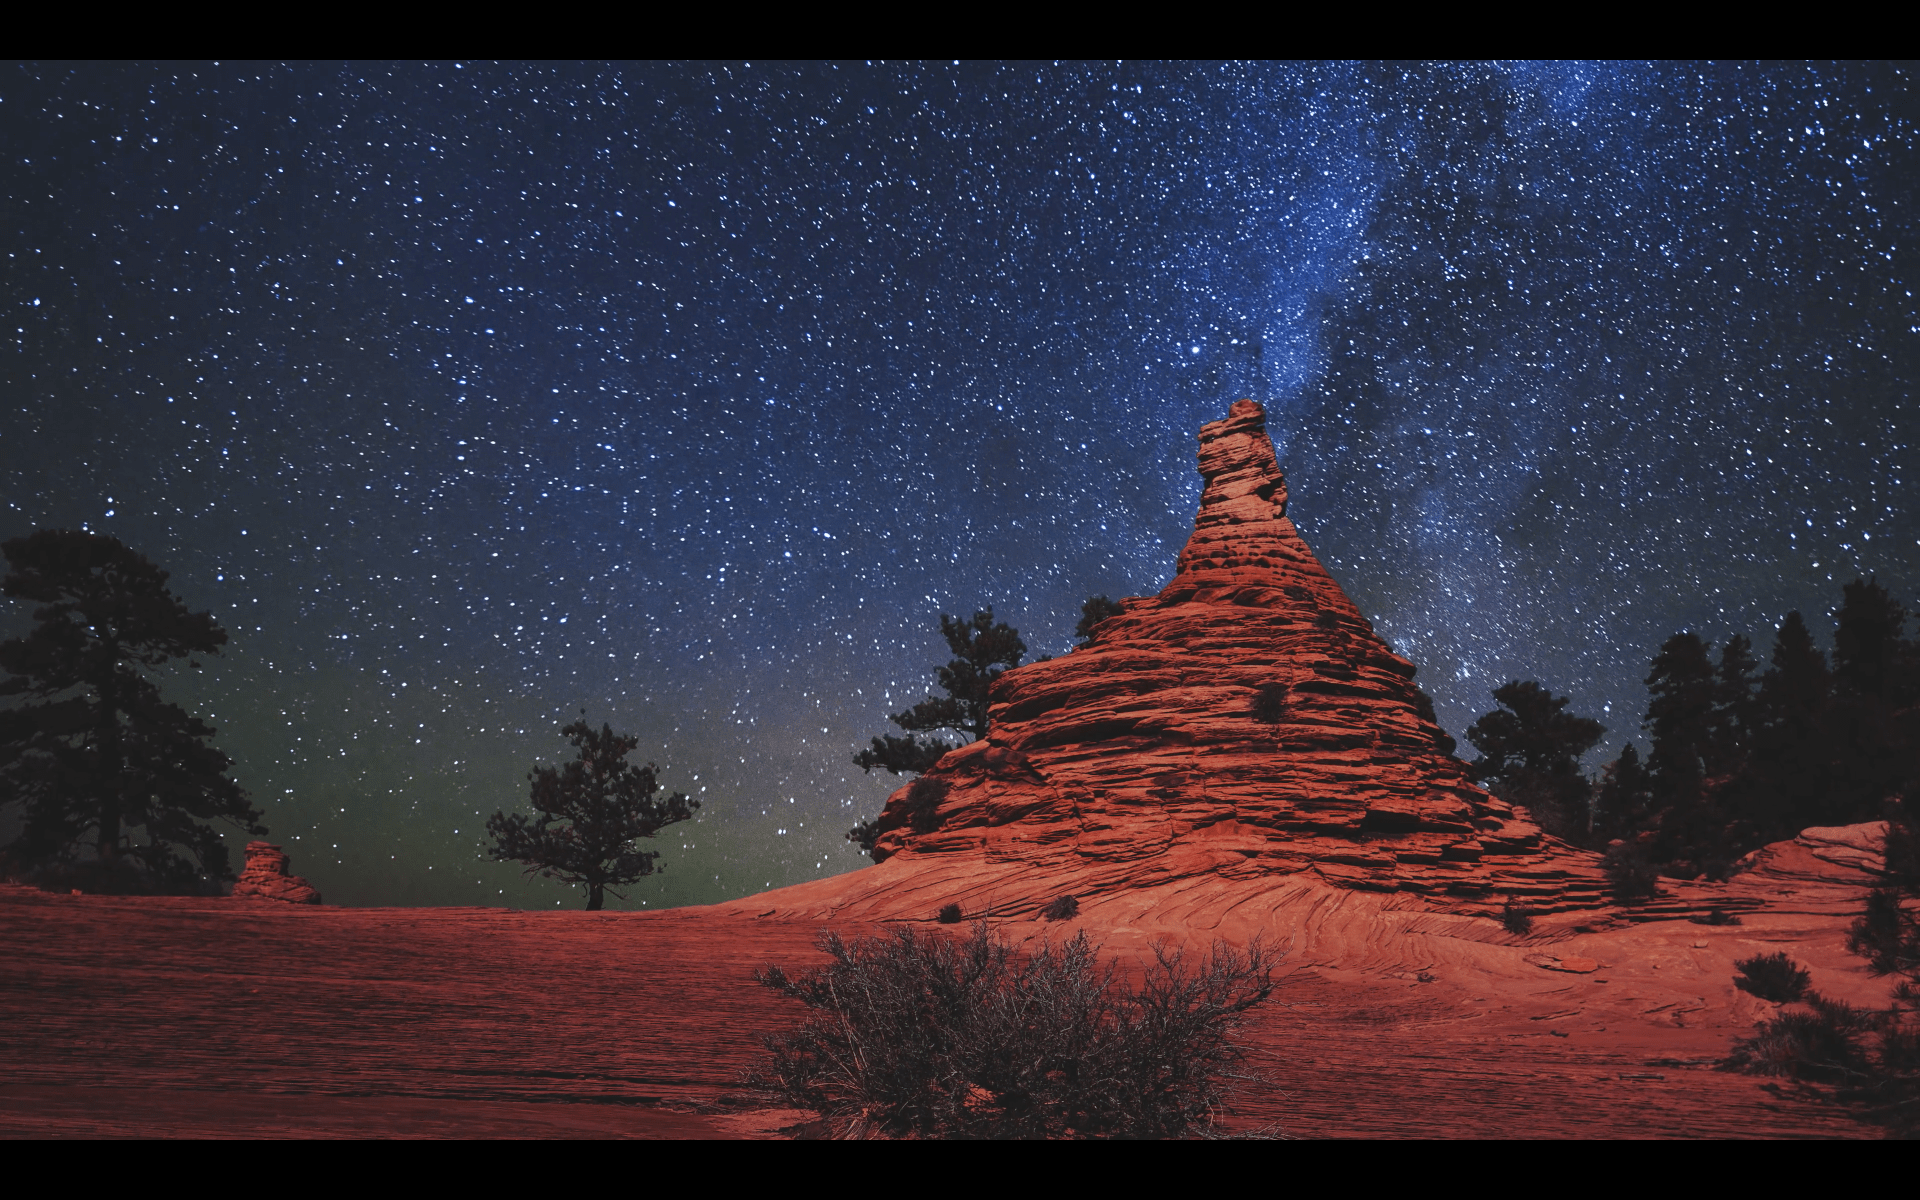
[586,882,604,911]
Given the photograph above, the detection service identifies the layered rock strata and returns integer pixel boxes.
[865,399,1612,910]
[231,841,322,905]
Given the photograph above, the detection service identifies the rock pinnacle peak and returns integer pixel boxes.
[822,400,1618,915]
[1162,400,1365,629]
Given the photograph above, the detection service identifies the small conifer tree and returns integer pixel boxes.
[487,716,697,910]
[1074,595,1125,644]
[852,608,1026,777]
[1465,680,1604,844]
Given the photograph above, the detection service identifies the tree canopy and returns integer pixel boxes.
[1595,577,1919,885]
[1074,595,1125,644]
[486,716,697,910]
[0,529,261,890]
[1465,680,1605,843]
[852,608,1025,776]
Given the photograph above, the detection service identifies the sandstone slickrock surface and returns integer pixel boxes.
[848,399,1612,913]
[230,841,322,905]
[3,876,1882,1138]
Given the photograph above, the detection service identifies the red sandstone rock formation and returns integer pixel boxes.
[861,399,1612,910]
[231,841,322,905]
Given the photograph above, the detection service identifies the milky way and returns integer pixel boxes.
[3,62,1915,907]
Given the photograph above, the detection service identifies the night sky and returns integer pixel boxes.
[3,62,1915,909]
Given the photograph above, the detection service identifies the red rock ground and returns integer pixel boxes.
[0,824,1891,1138]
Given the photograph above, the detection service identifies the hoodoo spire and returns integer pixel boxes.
[849,400,1611,911]
[1162,398,1364,625]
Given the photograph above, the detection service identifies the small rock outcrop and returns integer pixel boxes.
[864,399,1611,910]
[231,841,322,905]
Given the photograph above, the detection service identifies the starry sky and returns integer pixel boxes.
[3,62,1915,909]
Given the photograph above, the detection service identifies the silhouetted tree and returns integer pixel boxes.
[1834,577,1912,706]
[1826,578,1916,824]
[1612,581,1919,888]
[1644,633,1719,803]
[1465,680,1604,843]
[487,715,697,910]
[1740,612,1835,838]
[1711,634,1760,777]
[852,608,1025,776]
[0,530,261,891]
[1640,631,1754,878]
[846,817,881,858]
[1593,741,1652,841]
[1075,595,1125,644]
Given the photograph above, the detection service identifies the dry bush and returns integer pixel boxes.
[1040,894,1079,921]
[1734,951,1811,1003]
[1500,899,1533,936]
[1724,807,1920,1136]
[749,922,1279,1139]
[1724,993,1876,1081]
[1603,839,1659,901]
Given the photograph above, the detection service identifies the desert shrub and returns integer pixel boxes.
[1500,900,1533,936]
[1603,839,1659,902]
[1041,894,1080,921]
[749,923,1278,1139]
[1250,684,1289,725]
[1734,952,1811,1003]
[904,777,951,834]
[936,903,963,924]
[1724,804,1920,1136]
[1848,885,1920,980]
[1723,993,1875,1081]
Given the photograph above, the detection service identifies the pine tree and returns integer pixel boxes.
[852,609,1025,776]
[1710,634,1760,779]
[0,530,262,890]
[1464,680,1604,844]
[1828,579,1914,823]
[1745,611,1834,837]
[1640,632,1740,877]
[1833,577,1909,705]
[1644,633,1718,803]
[486,716,697,910]
[1761,611,1832,734]
[1593,741,1652,841]
[1074,595,1125,645]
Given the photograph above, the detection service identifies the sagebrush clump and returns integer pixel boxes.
[1723,993,1876,1081]
[936,902,963,924]
[1500,899,1533,936]
[1041,894,1079,921]
[1691,907,1742,926]
[1734,952,1810,1003]
[1603,839,1659,902]
[749,922,1278,1139]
